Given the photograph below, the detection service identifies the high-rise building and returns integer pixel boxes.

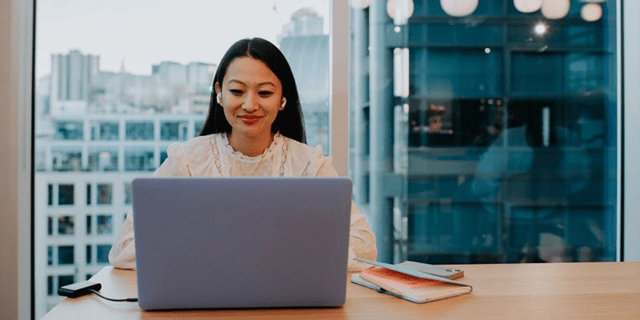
[50,50,99,115]
[278,8,330,153]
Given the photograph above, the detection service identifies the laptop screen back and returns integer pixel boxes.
[132,177,352,310]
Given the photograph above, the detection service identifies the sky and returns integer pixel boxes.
[36,0,329,78]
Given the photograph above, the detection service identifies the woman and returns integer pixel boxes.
[109,38,377,271]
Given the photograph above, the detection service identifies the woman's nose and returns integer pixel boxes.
[242,93,259,112]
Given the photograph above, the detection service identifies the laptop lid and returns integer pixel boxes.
[132,177,352,310]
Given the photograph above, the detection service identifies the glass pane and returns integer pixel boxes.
[124,148,155,171]
[125,121,154,141]
[57,275,74,289]
[96,245,112,264]
[86,215,92,235]
[57,246,74,265]
[87,148,118,171]
[97,183,113,205]
[86,245,92,264]
[91,121,119,141]
[58,184,74,205]
[349,1,617,264]
[34,1,330,317]
[97,215,113,235]
[57,216,74,235]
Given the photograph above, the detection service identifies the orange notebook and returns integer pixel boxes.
[353,266,472,303]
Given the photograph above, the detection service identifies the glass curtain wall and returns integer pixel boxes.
[33,1,330,318]
[350,0,617,264]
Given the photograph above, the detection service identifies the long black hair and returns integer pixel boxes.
[199,38,306,143]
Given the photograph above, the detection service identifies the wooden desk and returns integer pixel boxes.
[42,262,640,319]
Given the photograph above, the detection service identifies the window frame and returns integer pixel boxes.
[1,0,638,319]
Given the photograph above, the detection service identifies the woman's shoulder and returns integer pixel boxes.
[165,133,223,168]
[281,135,333,176]
[168,133,219,153]
[283,136,324,159]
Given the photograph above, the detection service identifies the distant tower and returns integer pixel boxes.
[49,50,99,115]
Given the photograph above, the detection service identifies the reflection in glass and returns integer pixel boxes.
[349,0,617,264]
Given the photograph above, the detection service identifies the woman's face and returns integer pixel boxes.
[216,57,284,141]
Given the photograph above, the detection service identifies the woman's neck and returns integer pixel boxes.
[227,132,275,157]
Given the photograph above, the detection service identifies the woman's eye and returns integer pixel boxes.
[259,91,273,97]
[230,89,243,95]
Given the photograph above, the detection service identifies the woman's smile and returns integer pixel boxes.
[240,115,261,125]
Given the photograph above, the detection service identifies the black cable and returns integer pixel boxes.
[88,289,138,302]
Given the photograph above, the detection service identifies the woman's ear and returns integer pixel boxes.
[214,83,222,105]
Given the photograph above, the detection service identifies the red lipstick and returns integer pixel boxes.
[241,115,260,125]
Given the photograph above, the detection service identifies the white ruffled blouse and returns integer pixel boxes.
[108,133,377,272]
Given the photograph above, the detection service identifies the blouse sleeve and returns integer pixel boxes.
[108,143,191,269]
[311,147,378,272]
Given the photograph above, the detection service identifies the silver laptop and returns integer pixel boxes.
[132,177,352,310]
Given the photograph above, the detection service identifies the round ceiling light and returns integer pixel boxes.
[514,0,542,13]
[387,0,415,24]
[581,3,602,22]
[541,0,570,20]
[440,0,479,17]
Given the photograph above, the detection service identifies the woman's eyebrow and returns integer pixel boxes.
[227,79,276,87]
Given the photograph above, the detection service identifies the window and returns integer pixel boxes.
[33,1,328,317]
[124,183,132,205]
[124,148,155,171]
[47,184,53,205]
[47,217,53,236]
[97,183,112,205]
[125,121,154,141]
[52,149,82,172]
[160,121,188,141]
[57,216,74,235]
[86,215,92,235]
[47,246,53,266]
[58,184,74,205]
[57,246,74,265]
[91,121,119,141]
[88,149,118,171]
[86,184,91,205]
[97,215,113,235]
[57,275,75,290]
[47,276,53,296]
[54,121,83,140]
[86,245,92,264]
[349,1,617,264]
[96,245,111,264]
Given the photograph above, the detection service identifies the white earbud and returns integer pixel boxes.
[280,98,287,110]
[216,93,221,104]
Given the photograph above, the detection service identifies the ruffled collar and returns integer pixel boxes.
[221,132,283,162]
